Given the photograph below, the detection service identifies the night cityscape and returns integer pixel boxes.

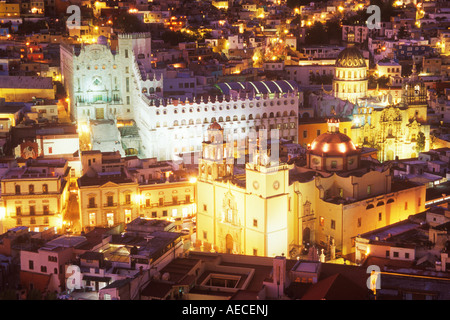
[0,0,448,307]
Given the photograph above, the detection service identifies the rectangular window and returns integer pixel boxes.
[48,147,52,154]
[125,49,128,58]
[393,251,399,258]
[40,265,47,273]
[126,77,129,92]
[331,161,337,169]
[418,197,421,207]
[162,210,167,217]
[152,211,157,218]
[357,217,361,228]
[29,260,34,270]
[88,197,96,208]
[29,184,34,194]
[185,194,191,203]
[107,195,114,207]
[253,219,258,227]
[15,185,20,195]
[203,231,207,240]
[319,216,324,226]
[386,250,389,258]
[405,252,410,259]
[253,249,258,256]
[203,204,207,212]
[126,96,130,105]
[30,206,36,216]
[331,219,336,230]
[145,198,150,207]
[378,212,382,221]
[159,197,164,206]
[303,130,307,138]
[404,202,408,210]
[43,205,49,215]
[317,129,321,137]
[16,206,22,216]
[367,185,372,195]
[125,194,131,205]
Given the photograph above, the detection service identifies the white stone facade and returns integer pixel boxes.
[62,33,300,161]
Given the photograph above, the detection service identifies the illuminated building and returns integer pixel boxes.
[0,75,55,102]
[298,118,353,148]
[196,120,426,258]
[0,158,70,233]
[77,150,196,230]
[351,64,430,161]
[61,33,300,161]
[332,46,369,103]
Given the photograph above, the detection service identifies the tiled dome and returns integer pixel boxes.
[335,47,366,68]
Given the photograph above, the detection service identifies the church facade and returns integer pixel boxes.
[196,120,426,259]
[351,64,430,161]
[328,46,430,162]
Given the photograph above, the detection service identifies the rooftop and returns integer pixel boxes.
[0,76,53,89]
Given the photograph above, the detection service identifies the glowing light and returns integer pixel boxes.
[338,143,347,153]
[338,6,344,12]
[134,194,143,204]
[0,207,5,220]
[322,143,329,152]
[189,177,197,184]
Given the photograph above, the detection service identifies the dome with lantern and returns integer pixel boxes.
[335,46,367,68]
[306,118,361,172]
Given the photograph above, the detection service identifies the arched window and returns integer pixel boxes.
[173,120,179,126]
[376,201,384,207]
[386,198,395,204]
[241,115,246,121]
[366,204,374,210]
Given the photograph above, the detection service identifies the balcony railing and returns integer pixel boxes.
[103,202,117,208]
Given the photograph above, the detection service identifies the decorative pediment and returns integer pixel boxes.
[100,181,120,188]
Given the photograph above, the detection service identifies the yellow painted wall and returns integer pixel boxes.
[298,120,352,148]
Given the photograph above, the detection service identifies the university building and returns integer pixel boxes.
[60,33,300,161]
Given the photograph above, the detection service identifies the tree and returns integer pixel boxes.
[26,288,42,300]
[0,289,17,300]
[305,22,327,45]
[416,132,426,154]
